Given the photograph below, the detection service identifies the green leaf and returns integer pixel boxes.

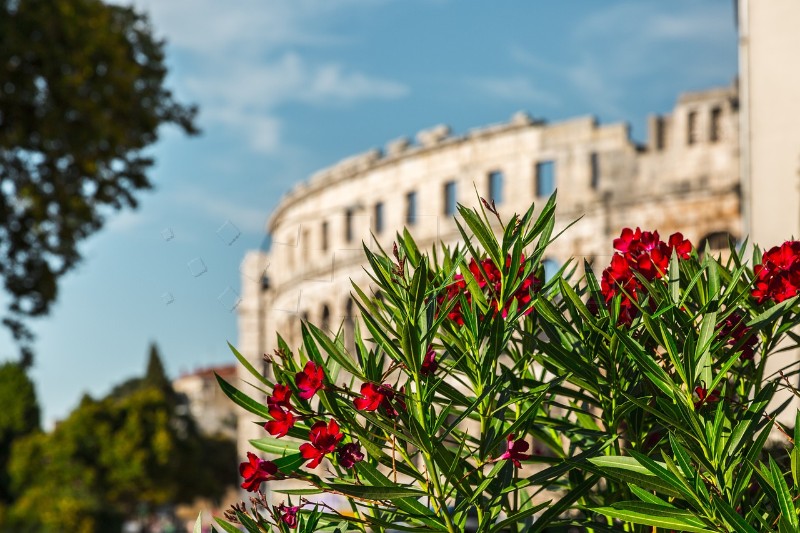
[669,252,681,304]
[194,513,202,533]
[228,341,271,387]
[528,474,599,533]
[327,483,426,501]
[306,322,364,379]
[272,487,324,495]
[249,436,301,455]
[714,498,758,533]
[489,499,550,533]
[770,457,798,529]
[356,462,446,531]
[214,518,243,533]
[693,312,717,384]
[215,373,271,420]
[589,456,683,498]
[613,331,677,400]
[593,503,715,533]
[793,412,800,486]
[274,452,306,475]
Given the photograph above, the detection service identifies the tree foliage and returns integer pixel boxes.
[0,0,198,363]
[4,350,236,533]
[0,362,39,505]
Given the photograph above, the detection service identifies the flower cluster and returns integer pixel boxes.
[241,360,367,493]
[601,228,692,324]
[717,311,757,361]
[438,255,540,325]
[752,240,800,304]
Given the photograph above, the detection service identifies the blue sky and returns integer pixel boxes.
[5,0,738,425]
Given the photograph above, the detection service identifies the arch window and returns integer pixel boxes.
[488,171,503,204]
[700,231,736,252]
[321,304,331,332]
[535,161,556,197]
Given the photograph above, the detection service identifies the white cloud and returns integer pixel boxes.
[112,0,406,154]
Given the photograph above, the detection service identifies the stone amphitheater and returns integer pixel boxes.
[237,83,742,453]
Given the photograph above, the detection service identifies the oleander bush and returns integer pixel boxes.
[212,194,800,532]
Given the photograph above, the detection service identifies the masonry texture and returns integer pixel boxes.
[236,84,742,455]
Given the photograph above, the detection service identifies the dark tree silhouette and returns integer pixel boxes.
[0,0,198,364]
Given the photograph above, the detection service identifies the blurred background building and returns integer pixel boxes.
[173,364,238,440]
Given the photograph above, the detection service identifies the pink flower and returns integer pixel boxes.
[499,434,530,468]
[299,419,344,468]
[295,361,324,399]
[337,443,365,469]
[239,452,278,492]
[264,405,295,438]
[275,503,300,529]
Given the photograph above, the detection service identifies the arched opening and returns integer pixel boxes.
[699,231,737,252]
[321,304,330,332]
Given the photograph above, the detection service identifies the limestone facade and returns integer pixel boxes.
[236,85,742,453]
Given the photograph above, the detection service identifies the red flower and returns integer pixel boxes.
[354,383,402,416]
[438,255,540,324]
[268,384,293,409]
[469,257,503,292]
[693,386,721,408]
[601,254,641,325]
[613,227,638,254]
[295,361,324,399]
[239,452,278,492]
[354,382,386,411]
[299,419,344,468]
[275,503,300,529]
[264,405,295,438]
[421,345,438,376]
[437,274,469,325]
[668,232,692,259]
[337,443,365,468]
[499,434,530,468]
[601,228,693,324]
[752,241,800,303]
